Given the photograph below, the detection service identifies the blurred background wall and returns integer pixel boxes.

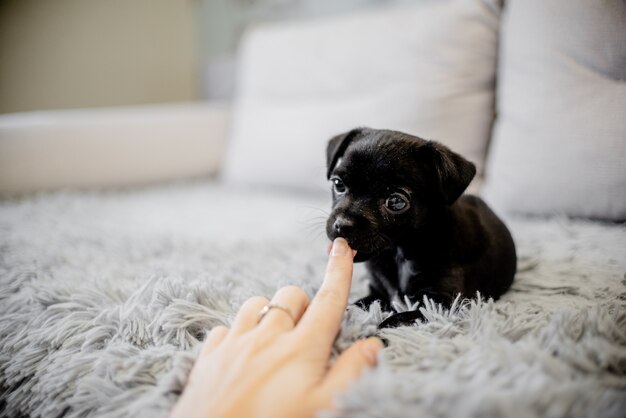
[0,0,409,114]
[0,0,197,114]
[197,0,410,100]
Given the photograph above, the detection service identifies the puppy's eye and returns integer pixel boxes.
[385,193,410,213]
[332,177,347,194]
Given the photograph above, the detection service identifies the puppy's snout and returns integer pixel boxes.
[333,216,355,236]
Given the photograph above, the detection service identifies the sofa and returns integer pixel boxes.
[1,0,625,417]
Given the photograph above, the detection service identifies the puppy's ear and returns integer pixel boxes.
[326,128,362,179]
[421,141,476,205]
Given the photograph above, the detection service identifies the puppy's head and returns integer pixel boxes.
[325,128,476,262]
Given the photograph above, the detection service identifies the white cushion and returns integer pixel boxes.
[223,0,501,192]
[482,0,626,221]
[0,103,230,195]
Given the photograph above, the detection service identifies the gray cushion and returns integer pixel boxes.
[482,0,626,220]
[223,1,501,192]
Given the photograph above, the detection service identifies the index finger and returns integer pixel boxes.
[296,238,355,349]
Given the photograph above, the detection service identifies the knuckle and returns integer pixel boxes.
[210,325,229,334]
[315,288,344,308]
[327,262,351,276]
[246,330,286,353]
[211,325,230,334]
[277,285,310,305]
[285,332,307,349]
[243,295,269,308]
[247,334,270,352]
[287,286,310,303]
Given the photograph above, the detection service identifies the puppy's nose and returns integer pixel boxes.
[333,217,354,236]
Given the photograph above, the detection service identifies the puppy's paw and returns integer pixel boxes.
[353,296,374,310]
[378,310,425,329]
[353,294,391,311]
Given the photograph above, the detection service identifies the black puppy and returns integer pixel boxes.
[325,128,516,328]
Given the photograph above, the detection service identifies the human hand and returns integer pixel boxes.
[170,238,383,418]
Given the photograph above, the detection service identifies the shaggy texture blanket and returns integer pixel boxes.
[1,182,625,417]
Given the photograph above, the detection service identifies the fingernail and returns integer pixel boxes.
[361,338,384,364]
[331,237,349,257]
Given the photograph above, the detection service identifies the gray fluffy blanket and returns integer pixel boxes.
[1,182,625,417]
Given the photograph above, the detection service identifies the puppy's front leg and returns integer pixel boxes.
[354,285,392,312]
[355,253,397,312]
[378,290,454,328]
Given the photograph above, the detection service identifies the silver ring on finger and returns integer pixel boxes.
[256,303,295,324]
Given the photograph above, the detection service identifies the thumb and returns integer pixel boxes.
[320,337,383,398]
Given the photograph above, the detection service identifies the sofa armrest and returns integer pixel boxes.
[0,102,230,195]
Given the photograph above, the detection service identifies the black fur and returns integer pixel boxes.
[325,128,517,328]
